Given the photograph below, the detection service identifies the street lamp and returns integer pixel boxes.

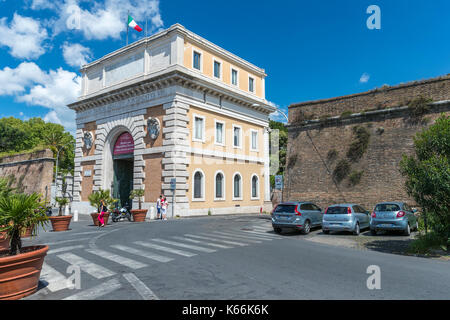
[54,146,65,200]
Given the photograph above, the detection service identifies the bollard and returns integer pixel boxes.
[64,205,69,216]
[74,210,79,222]
[150,207,155,220]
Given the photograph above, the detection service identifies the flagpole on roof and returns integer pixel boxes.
[126,10,129,46]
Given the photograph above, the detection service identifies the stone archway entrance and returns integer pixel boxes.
[112,132,134,208]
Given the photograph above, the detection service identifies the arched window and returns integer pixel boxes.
[215,172,224,200]
[233,172,242,200]
[193,170,204,200]
[251,174,259,199]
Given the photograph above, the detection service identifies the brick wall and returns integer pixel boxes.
[0,149,54,198]
[289,75,450,121]
[284,74,450,210]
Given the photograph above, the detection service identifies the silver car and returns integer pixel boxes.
[370,201,419,235]
[322,203,371,235]
[271,202,324,234]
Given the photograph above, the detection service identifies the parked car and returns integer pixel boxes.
[322,204,370,235]
[271,202,323,234]
[370,202,418,236]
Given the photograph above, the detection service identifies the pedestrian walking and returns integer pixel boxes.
[98,199,107,227]
[156,195,162,220]
[161,196,168,220]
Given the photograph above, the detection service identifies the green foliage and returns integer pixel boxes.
[269,120,287,190]
[340,110,353,118]
[88,189,113,213]
[130,189,145,210]
[0,177,15,198]
[326,149,338,163]
[0,193,48,255]
[400,114,450,251]
[348,170,364,186]
[0,117,75,173]
[408,231,448,254]
[333,159,351,183]
[347,126,370,162]
[55,197,70,216]
[408,95,432,119]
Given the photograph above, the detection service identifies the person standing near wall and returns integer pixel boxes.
[161,196,168,220]
[98,199,107,227]
[156,195,162,220]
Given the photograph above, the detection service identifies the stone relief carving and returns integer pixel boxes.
[83,131,93,150]
[147,117,161,140]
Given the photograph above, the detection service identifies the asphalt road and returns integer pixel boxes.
[23,214,450,300]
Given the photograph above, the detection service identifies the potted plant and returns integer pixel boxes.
[0,192,49,300]
[88,189,112,226]
[48,197,72,232]
[129,189,147,222]
[0,178,15,249]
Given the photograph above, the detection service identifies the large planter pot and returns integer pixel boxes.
[131,209,148,222]
[0,232,9,252]
[90,212,110,226]
[49,215,72,232]
[0,245,48,300]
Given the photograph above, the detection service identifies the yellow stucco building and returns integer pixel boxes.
[69,24,276,217]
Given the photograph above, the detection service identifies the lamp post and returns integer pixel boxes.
[54,146,65,200]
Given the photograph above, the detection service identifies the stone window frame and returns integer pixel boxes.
[192,48,203,72]
[192,168,205,202]
[250,173,260,200]
[214,170,226,201]
[232,124,243,149]
[230,67,239,87]
[232,171,243,201]
[214,119,225,146]
[250,129,259,152]
[192,113,206,143]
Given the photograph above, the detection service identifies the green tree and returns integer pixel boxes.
[269,120,287,188]
[400,114,450,251]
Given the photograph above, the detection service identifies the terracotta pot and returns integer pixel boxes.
[0,245,48,300]
[0,232,9,252]
[90,212,110,226]
[131,209,148,222]
[20,226,34,238]
[48,216,72,232]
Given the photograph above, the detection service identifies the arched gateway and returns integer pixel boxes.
[111,132,134,207]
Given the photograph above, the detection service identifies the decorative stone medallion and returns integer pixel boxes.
[83,131,93,150]
[147,117,161,140]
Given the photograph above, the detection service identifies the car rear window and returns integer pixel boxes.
[375,204,400,212]
[326,207,348,214]
[274,205,297,213]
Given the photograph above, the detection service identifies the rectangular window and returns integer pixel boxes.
[193,51,201,70]
[194,116,204,141]
[215,121,224,144]
[249,77,255,92]
[231,69,238,86]
[214,60,221,79]
[251,130,258,150]
[233,126,241,147]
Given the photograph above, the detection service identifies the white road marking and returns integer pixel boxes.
[172,236,233,249]
[123,273,159,300]
[152,238,216,253]
[85,249,148,270]
[111,244,173,263]
[63,278,121,300]
[202,233,262,243]
[212,231,272,241]
[57,253,115,279]
[241,230,280,238]
[48,245,84,254]
[221,230,275,240]
[184,234,248,246]
[134,241,196,257]
[69,231,106,236]
[251,225,273,231]
[40,263,69,292]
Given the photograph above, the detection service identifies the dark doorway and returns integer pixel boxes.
[112,156,134,208]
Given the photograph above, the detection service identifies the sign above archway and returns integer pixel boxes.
[113,132,134,155]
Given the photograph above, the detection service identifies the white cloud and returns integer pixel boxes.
[0,13,48,59]
[62,42,93,67]
[40,0,164,40]
[359,72,370,83]
[30,0,57,10]
[0,62,80,132]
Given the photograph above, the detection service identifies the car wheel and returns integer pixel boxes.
[274,227,282,234]
[353,223,360,235]
[301,221,311,234]
[404,224,411,236]
[323,230,330,234]
[370,229,377,236]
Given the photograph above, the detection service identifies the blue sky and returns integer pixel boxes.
[0,0,449,131]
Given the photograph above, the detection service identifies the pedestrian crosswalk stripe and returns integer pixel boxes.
[251,225,273,231]
[152,238,216,253]
[123,273,159,300]
[63,278,121,300]
[111,244,173,263]
[184,234,248,246]
[226,230,276,240]
[134,241,196,257]
[57,252,116,279]
[241,230,280,238]
[172,236,233,249]
[203,233,262,244]
[85,249,148,270]
[213,231,273,241]
[48,245,84,254]
[40,263,69,292]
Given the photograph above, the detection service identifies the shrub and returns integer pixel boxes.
[408,95,432,118]
[408,231,447,254]
[326,149,338,163]
[348,170,364,186]
[287,153,298,168]
[340,110,353,118]
[130,189,145,210]
[347,126,370,162]
[333,159,351,183]
[88,189,113,213]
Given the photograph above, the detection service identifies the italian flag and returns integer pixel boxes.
[128,15,143,32]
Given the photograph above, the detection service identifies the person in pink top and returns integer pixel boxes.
[98,199,107,227]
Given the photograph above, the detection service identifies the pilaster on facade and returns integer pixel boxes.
[73,128,84,202]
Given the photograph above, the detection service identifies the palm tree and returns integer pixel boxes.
[88,189,113,213]
[129,189,145,210]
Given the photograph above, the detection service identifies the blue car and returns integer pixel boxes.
[370,202,419,235]
[322,204,371,235]
[271,202,324,234]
